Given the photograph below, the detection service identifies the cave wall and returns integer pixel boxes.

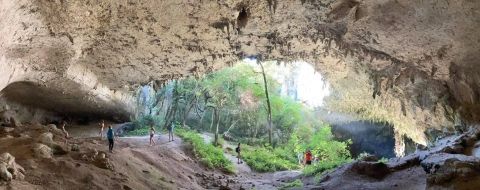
[1,0,479,143]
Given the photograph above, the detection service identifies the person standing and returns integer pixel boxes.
[304,149,313,165]
[149,126,156,146]
[99,120,105,139]
[236,143,243,164]
[61,121,70,145]
[107,125,115,153]
[168,122,175,142]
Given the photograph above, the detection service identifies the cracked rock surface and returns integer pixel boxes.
[0,0,479,142]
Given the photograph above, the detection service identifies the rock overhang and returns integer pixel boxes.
[0,0,479,143]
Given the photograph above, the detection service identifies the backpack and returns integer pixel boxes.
[235,147,240,153]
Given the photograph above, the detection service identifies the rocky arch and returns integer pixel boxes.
[0,0,479,145]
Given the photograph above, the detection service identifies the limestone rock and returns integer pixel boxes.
[46,124,63,135]
[0,163,12,181]
[71,144,79,152]
[33,143,53,159]
[0,0,478,146]
[1,127,14,133]
[38,132,54,146]
[0,153,25,181]
[421,153,480,188]
[350,161,390,179]
[94,156,113,170]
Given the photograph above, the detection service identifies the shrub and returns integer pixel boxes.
[242,146,298,172]
[302,158,351,176]
[127,115,163,136]
[176,128,234,173]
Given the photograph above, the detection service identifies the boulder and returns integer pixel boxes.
[350,161,391,179]
[46,124,63,135]
[38,132,54,146]
[0,153,25,181]
[94,156,113,170]
[0,163,12,181]
[0,153,15,166]
[421,153,480,188]
[33,143,53,158]
[387,153,421,171]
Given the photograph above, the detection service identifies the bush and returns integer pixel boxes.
[176,128,234,173]
[298,125,352,177]
[242,146,298,172]
[127,115,163,136]
[302,158,351,176]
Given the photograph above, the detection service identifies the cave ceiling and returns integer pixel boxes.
[1,0,479,143]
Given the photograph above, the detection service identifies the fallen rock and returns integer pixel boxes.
[33,143,53,158]
[94,156,113,170]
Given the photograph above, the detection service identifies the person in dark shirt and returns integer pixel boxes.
[107,125,115,153]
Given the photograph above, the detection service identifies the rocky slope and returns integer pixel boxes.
[1,0,479,144]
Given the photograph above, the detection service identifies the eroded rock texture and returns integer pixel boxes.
[1,0,479,143]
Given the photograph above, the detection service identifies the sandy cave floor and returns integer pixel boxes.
[0,123,429,190]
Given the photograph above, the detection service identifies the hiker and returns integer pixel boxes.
[99,120,105,138]
[149,126,156,146]
[61,121,70,145]
[107,125,115,153]
[236,143,243,164]
[168,122,175,142]
[304,149,313,165]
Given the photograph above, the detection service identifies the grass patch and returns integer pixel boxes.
[279,179,303,190]
[242,146,298,172]
[302,158,351,177]
[176,128,234,173]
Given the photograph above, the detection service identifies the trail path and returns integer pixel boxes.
[68,125,303,189]
[200,133,305,189]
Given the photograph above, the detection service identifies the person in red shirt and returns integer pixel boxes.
[305,149,313,165]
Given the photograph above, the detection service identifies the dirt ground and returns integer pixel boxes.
[0,123,432,190]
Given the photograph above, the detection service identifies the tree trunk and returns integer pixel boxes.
[259,61,273,146]
[209,108,215,131]
[182,97,196,127]
[215,110,220,146]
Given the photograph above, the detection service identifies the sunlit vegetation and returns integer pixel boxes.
[175,128,235,173]
[279,179,303,190]
[131,62,352,173]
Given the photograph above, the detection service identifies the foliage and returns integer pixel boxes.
[133,62,353,175]
[279,179,303,190]
[127,115,163,136]
[175,128,234,173]
[295,125,352,177]
[242,146,298,172]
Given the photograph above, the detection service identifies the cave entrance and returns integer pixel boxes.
[130,59,395,171]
